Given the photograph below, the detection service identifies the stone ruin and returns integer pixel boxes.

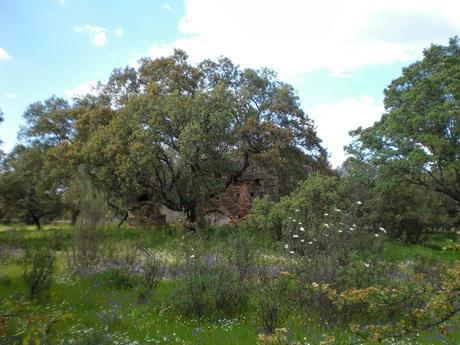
[127,166,278,227]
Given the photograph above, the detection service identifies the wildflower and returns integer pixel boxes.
[293,234,299,238]
[337,230,343,233]
[308,241,313,245]
[312,282,319,288]
[295,209,300,212]
[364,263,370,267]
[334,208,341,212]
[324,213,329,216]
[379,227,387,233]
[349,227,354,231]
[190,255,195,259]
[301,239,305,243]
[356,201,363,205]
[284,244,289,249]
[289,251,295,254]
[323,223,329,228]
[300,226,305,232]
[374,233,379,237]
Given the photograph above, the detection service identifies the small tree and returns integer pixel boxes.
[0,145,63,229]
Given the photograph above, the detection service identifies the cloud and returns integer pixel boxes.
[3,93,16,98]
[64,81,98,98]
[0,48,12,61]
[54,0,66,5]
[162,3,173,11]
[75,25,125,46]
[75,25,108,46]
[308,96,384,167]
[114,27,124,37]
[145,0,460,78]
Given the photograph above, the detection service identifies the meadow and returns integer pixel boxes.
[0,222,458,345]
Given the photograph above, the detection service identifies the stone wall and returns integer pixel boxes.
[128,165,279,227]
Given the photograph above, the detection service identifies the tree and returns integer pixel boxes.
[74,51,327,224]
[348,38,460,205]
[0,145,64,228]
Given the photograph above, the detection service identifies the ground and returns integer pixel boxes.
[0,223,458,344]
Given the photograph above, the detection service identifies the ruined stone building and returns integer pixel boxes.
[128,166,278,227]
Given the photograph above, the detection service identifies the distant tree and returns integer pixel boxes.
[0,145,63,228]
[339,158,457,242]
[348,38,460,205]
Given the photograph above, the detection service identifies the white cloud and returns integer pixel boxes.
[3,93,16,98]
[162,3,173,11]
[146,0,460,78]
[0,48,12,61]
[114,27,124,37]
[75,25,108,46]
[54,0,66,5]
[64,81,98,98]
[308,96,384,167]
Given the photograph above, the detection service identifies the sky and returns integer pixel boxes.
[1,0,459,167]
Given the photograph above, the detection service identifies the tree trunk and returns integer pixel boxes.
[32,216,41,230]
[118,210,128,228]
[71,208,80,226]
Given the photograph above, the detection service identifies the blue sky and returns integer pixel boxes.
[1,0,459,166]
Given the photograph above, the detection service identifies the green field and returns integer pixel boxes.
[0,223,458,345]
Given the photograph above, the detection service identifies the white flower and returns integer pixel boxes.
[284,244,289,249]
[301,239,305,243]
[293,234,299,238]
[299,222,302,225]
[349,227,354,231]
[337,230,343,233]
[290,251,295,254]
[300,226,305,232]
[324,213,329,216]
[308,241,313,245]
[356,201,363,205]
[190,255,195,259]
[364,262,370,267]
[379,227,387,233]
[374,233,379,237]
[323,223,330,228]
[295,209,300,212]
[353,224,357,227]
[334,208,341,212]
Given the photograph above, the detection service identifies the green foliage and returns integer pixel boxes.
[104,267,138,289]
[172,256,248,317]
[348,37,460,206]
[0,145,64,229]
[71,173,108,269]
[255,272,290,334]
[23,245,55,300]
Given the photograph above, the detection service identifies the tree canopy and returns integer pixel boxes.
[348,37,460,205]
[16,50,328,224]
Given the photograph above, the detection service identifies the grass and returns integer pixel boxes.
[0,223,459,344]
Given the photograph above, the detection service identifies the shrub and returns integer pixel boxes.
[172,256,248,317]
[226,228,257,284]
[104,267,138,289]
[70,173,109,270]
[255,271,290,334]
[23,245,55,300]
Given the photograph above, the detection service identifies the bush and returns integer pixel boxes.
[172,256,248,317]
[226,228,257,284]
[104,267,138,289]
[23,245,55,300]
[70,173,109,270]
[255,271,290,334]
